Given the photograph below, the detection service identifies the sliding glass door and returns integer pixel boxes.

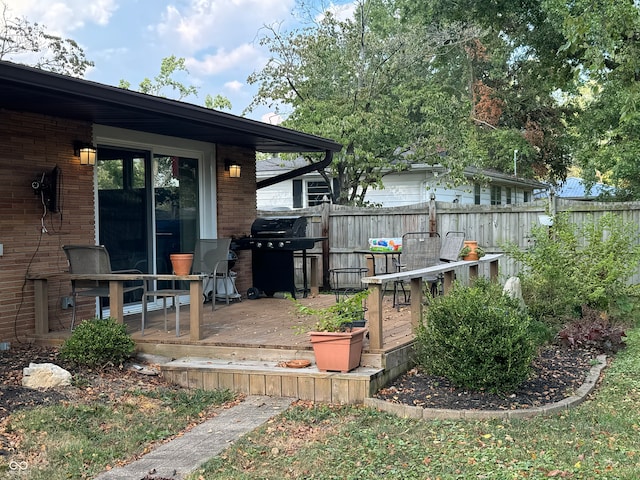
[96,147,200,305]
[153,154,199,277]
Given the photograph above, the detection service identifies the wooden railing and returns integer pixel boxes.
[360,254,502,351]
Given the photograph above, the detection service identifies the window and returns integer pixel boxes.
[506,187,512,205]
[474,184,481,205]
[307,180,332,206]
[491,186,502,205]
[292,179,333,207]
[524,191,530,203]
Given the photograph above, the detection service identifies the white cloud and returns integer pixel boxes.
[152,0,295,54]
[185,43,260,76]
[224,80,244,92]
[320,2,356,22]
[4,0,118,35]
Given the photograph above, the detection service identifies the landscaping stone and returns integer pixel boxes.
[22,363,72,389]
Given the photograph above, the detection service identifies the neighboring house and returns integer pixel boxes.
[533,176,617,201]
[257,158,548,208]
[0,61,341,341]
[555,176,616,200]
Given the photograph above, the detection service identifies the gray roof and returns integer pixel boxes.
[556,177,615,199]
[0,61,342,154]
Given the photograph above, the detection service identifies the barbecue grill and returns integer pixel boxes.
[234,217,325,298]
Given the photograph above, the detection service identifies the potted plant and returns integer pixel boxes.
[459,241,485,260]
[290,290,369,373]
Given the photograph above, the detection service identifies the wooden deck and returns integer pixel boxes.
[32,292,416,404]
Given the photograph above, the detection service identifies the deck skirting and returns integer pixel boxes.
[159,342,415,404]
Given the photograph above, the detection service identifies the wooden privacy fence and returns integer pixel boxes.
[259,197,640,290]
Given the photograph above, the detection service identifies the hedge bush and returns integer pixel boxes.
[414,279,537,393]
[502,212,640,327]
[58,317,135,367]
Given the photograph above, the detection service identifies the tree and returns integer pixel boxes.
[247,0,481,205]
[543,0,640,199]
[0,3,93,77]
[399,0,574,184]
[119,55,232,111]
[403,0,640,199]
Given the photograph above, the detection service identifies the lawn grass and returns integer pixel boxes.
[1,387,234,479]
[190,327,640,479]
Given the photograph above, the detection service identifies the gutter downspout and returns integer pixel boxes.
[256,150,334,189]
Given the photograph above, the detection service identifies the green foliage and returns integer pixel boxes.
[290,290,369,332]
[58,318,135,367]
[558,306,628,354]
[0,3,94,77]
[119,55,231,109]
[503,212,640,327]
[247,1,482,205]
[414,279,536,393]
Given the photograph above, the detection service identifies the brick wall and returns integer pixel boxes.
[215,145,257,295]
[0,110,97,341]
[0,112,260,341]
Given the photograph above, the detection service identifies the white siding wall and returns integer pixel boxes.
[256,171,537,209]
[256,181,294,209]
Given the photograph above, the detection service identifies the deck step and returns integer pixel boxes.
[160,357,385,404]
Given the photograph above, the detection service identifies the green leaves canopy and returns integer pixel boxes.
[247,1,481,205]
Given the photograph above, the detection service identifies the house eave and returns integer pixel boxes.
[0,61,342,154]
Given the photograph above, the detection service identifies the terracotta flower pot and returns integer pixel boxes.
[170,253,194,275]
[310,327,367,373]
[462,240,479,261]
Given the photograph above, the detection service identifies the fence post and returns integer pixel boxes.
[321,199,331,290]
[429,193,437,234]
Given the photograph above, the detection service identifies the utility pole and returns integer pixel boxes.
[513,149,518,177]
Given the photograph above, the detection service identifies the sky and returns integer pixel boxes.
[3,0,354,123]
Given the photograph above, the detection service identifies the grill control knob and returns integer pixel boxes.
[256,242,263,248]
[267,241,274,248]
[278,241,285,248]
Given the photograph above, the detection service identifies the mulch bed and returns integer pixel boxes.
[2,343,597,417]
[0,343,167,418]
[374,346,597,410]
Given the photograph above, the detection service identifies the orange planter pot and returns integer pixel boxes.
[310,328,367,373]
[462,241,479,261]
[170,253,194,275]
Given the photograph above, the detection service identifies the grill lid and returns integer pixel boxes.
[251,217,308,238]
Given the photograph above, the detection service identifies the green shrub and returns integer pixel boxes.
[414,279,536,393]
[502,212,640,327]
[59,317,135,367]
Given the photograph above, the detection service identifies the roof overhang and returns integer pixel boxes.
[0,61,342,154]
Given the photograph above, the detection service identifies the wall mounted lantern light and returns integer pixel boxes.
[224,158,241,178]
[74,141,97,166]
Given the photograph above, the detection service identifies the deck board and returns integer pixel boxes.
[125,293,414,354]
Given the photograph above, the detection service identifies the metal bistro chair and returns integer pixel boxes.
[330,267,370,302]
[62,245,146,330]
[392,232,441,309]
[194,238,241,310]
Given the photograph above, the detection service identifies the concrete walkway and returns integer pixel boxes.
[94,395,295,480]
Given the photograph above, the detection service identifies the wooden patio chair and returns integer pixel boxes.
[62,245,146,330]
[194,238,241,310]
